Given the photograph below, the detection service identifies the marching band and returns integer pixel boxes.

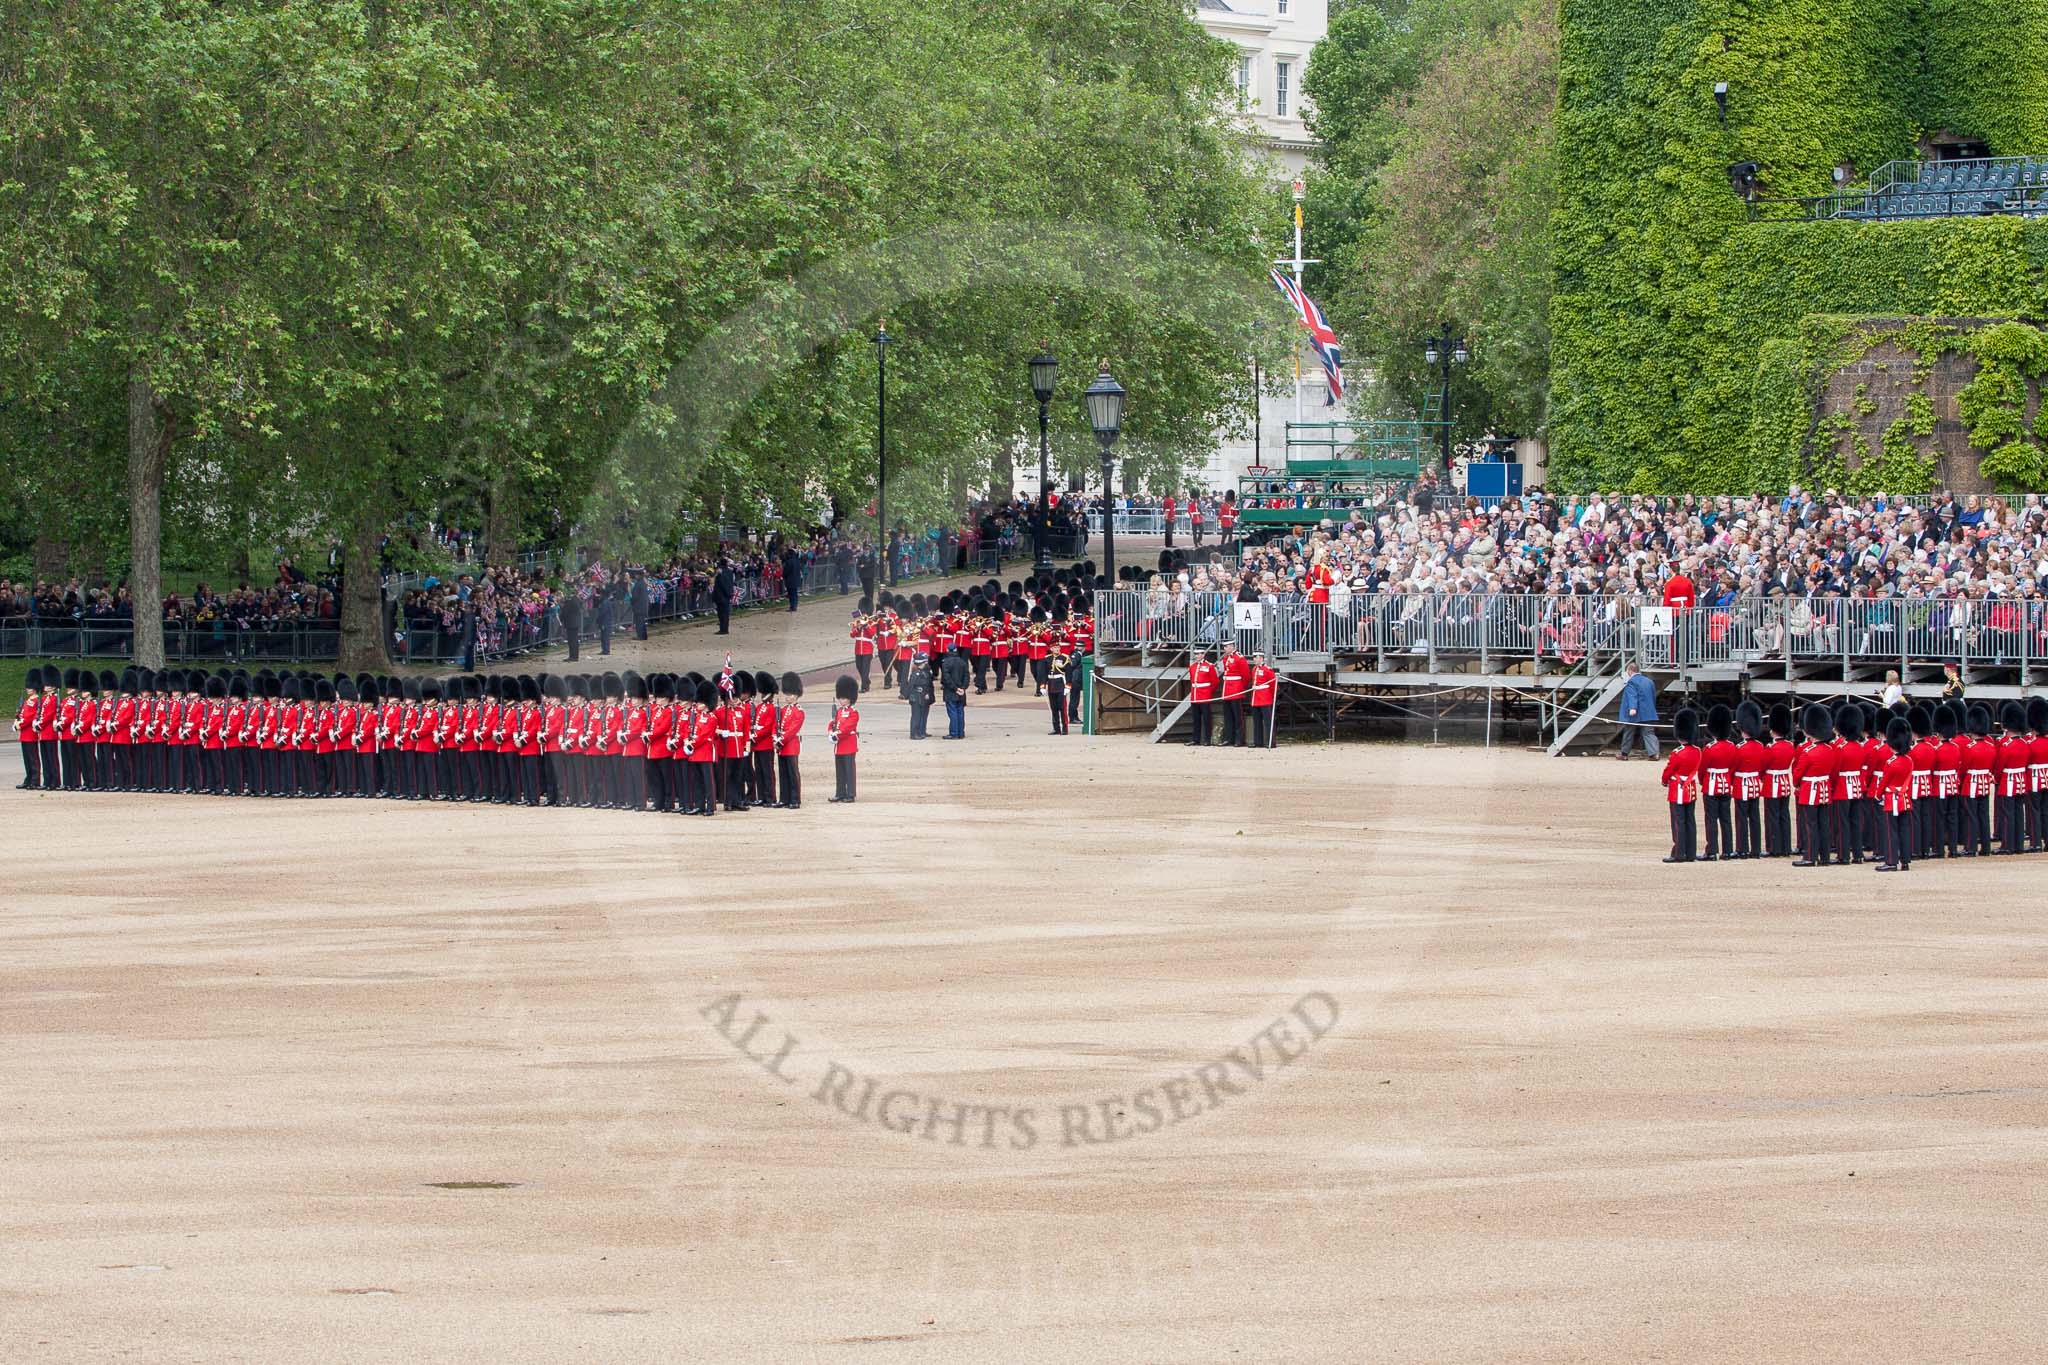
[11,663,854,814]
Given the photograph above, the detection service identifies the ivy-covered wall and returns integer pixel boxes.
[1552,0,2048,491]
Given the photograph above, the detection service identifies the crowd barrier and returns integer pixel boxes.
[1093,589,2048,679]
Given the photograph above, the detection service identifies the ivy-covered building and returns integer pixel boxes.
[1551,0,2048,492]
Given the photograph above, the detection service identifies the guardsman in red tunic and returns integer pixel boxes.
[34,669,61,791]
[719,674,750,812]
[989,611,1010,692]
[851,605,878,692]
[776,672,806,809]
[1791,704,1835,867]
[1933,702,1964,857]
[1220,644,1252,748]
[1247,653,1279,748]
[1962,703,1996,856]
[1828,705,1866,865]
[1660,707,1702,863]
[644,675,674,813]
[78,671,106,791]
[1161,491,1177,549]
[1907,706,1939,861]
[969,614,994,694]
[828,673,860,802]
[1731,701,1767,859]
[689,680,720,816]
[620,671,650,811]
[222,675,250,797]
[878,609,901,690]
[1875,717,1916,872]
[748,671,778,808]
[1186,651,1220,746]
[1699,705,1736,860]
[2028,697,2048,853]
[56,669,83,790]
[517,676,547,807]
[13,665,44,790]
[106,670,136,791]
[1996,700,2031,854]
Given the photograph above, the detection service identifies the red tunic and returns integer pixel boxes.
[1660,743,1701,804]
[1793,741,1835,806]
[1731,738,1767,801]
[1700,737,1735,798]
[832,705,859,756]
[779,702,804,757]
[1188,660,1219,704]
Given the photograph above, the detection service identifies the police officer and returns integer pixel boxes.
[1046,645,1069,735]
[903,651,934,740]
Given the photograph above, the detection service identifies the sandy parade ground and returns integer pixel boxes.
[6,562,2048,1362]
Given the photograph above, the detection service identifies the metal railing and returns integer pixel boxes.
[1755,155,2048,223]
[1092,589,2048,682]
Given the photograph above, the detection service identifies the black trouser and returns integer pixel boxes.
[725,755,749,810]
[1031,658,1048,692]
[1704,793,1732,859]
[1048,683,1068,734]
[834,752,856,801]
[1225,699,1245,746]
[994,654,1007,690]
[1965,793,1992,854]
[1189,701,1212,744]
[1916,793,1937,857]
[692,762,718,813]
[754,750,776,806]
[1797,804,1830,863]
[778,754,800,807]
[1764,796,1790,857]
[971,656,987,692]
[879,650,898,689]
[715,598,731,633]
[648,758,671,812]
[908,702,929,739]
[1999,791,2026,853]
[1831,798,1861,864]
[1668,802,1696,861]
[1249,705,1273,747]
[1889,811,1914,869]
[1734,797,1759,858]
[1068,676,1082,723]
[2035,786,2048,850]
[516,754,538,805]
[19,734,40,788]
[37,739,59,789]
[58,739,79,789]
[855,655,872,691]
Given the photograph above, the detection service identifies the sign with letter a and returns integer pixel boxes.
[1233,602,1264,630]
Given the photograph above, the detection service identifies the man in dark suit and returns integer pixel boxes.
[713,560,734,635]
[595,575,616,655]
[559,581,583,662]
[780,546,802,613]
[630,568,649,640]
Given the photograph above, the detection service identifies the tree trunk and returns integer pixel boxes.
[33,534,67,578]
[483,469,518,565]
[989,439,1014,504]
[338,505,390,672]
[127,369,171,669]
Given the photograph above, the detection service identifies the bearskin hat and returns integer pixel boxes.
[624,670,646,699]
[1706,703,1733,742]
[1802,703,1833,744]
[1672,707,1701,746]
[2000,699,2026,734]
[1966,703,1992,738]
[835,674,860,703]
[2029,696,2048,736]
[1835,704,1863,742]
[1886,717,1913,754]
[97,668,118,693]
[780,670,804,699]
[754,670,777,698]
[1736,700,1765,740]
[282,674,303,702]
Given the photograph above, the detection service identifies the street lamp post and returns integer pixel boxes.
[1421,323,1469,475]
[1029,348,1057,571]
[874,324,893,586]
[1083,362,1127,584]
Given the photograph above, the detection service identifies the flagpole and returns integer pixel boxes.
[1292,179,1305,425]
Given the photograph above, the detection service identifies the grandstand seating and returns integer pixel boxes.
[1801,155,2048,221]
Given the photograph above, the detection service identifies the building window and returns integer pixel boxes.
[1277,0,1288,12]
[1237,53,1254,102]
[1275,60,1291,118]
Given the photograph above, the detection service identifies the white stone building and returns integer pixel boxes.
[1191,0,1349,492]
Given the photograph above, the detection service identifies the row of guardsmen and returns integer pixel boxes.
[848,581,1095,697]
[1659,696,2048,869]
[12,664,867,811]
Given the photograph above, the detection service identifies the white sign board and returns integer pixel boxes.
[1639,606,1674,637]
[1233,602,1264,630]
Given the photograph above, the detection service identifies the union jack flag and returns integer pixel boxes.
[718,652,735,694]
[1271,268,1344,405]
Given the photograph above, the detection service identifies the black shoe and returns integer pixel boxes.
[1875,864,1897,872]
[1700,854,1718,862]
[1661,856,1685,864]
[1792,859,1817,867]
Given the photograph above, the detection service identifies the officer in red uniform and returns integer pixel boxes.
[1731,701,1767,859]
[1186,650,1219,746]
[1218,492,1238,547]
[850,604,877,692]
[1933,702,1964,857]
[1660,707,1702,863]
[1699,704,1736,861]
[13,666,44,789]
[1875,716,1916,872]
[776,672,805,808]
[1161,492,1177,549]
[1791,704,1836,867]
[690,679,720,815]
[828,674,860,803]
